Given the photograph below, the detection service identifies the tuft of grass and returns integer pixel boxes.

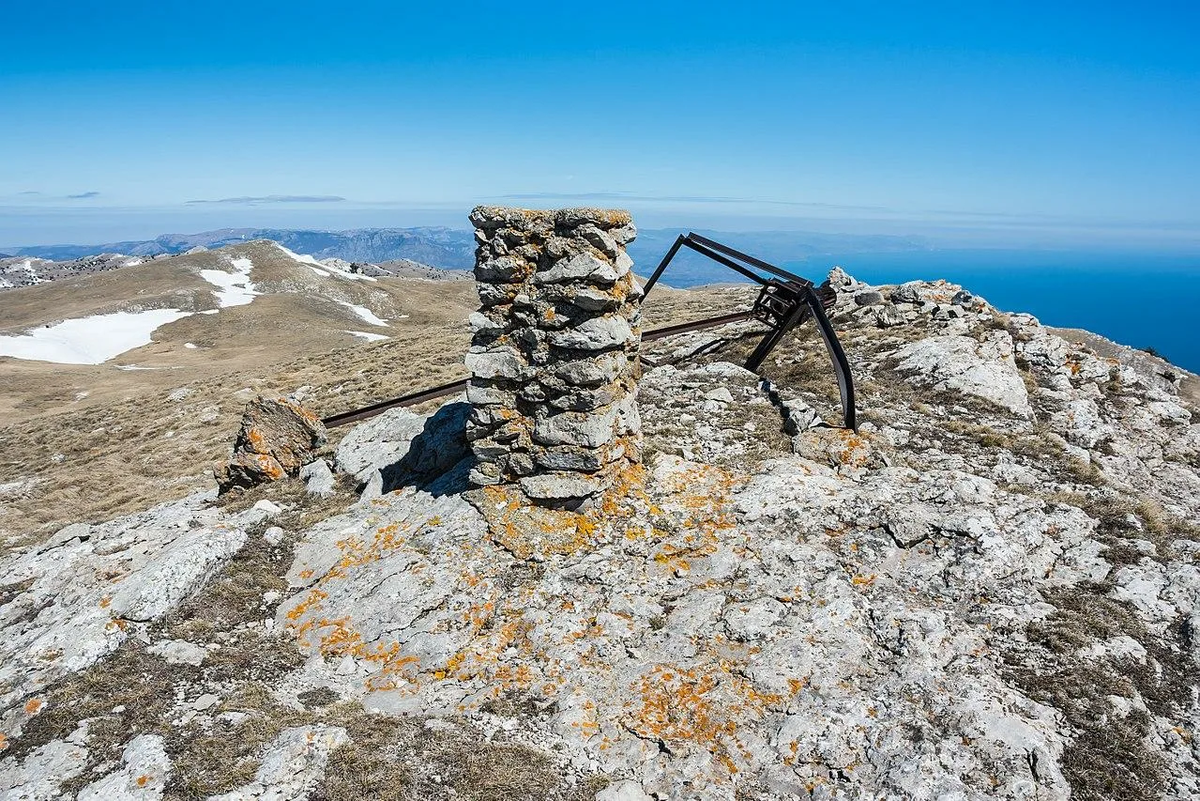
[1007,584,1191,800]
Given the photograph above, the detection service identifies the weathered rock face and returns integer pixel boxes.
[214,395,327,493]
[893,331,1034,418]
[465,206,643,506]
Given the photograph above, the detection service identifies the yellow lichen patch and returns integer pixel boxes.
[285,588,329,623]
[625,662,782,779]
[98,596,111,609]
[834,430,871,468]
[136,775,151,788]
[480,486,610,560]
[245,426,268,453]
[251,452,285,480]
[651,542,717,574]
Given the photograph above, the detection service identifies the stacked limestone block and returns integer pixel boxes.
[465,206,643,507]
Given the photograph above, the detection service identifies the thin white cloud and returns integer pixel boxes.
[185,195,346,205]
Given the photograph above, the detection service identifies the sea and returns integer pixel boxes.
[671,249,1200,374]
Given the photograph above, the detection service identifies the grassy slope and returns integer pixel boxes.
[0,257,745,552]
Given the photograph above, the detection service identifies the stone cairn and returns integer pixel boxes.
[465,206,643,508]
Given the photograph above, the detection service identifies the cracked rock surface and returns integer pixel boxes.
[1,268,1198,800]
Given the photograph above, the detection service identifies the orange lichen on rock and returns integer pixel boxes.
[23,697,44,715]
[479,484,613,560]
[625,662,783,779]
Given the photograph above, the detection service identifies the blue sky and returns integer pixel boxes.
[2,1,1198,248]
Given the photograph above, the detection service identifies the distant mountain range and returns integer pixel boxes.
[8,227,479,268]
[6,226,928,285]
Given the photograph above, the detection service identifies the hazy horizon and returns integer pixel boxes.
[3,2,1198,253]
[3,203,1199,255]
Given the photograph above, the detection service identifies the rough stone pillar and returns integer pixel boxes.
[465,206,642,507]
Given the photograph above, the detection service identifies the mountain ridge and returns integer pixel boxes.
[5,225,929,278]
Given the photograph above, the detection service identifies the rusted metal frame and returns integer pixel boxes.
[639,232,857,431]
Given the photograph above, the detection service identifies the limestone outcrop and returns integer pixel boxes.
[464,206,643,507]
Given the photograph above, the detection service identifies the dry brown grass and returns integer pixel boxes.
[0,274,747,551]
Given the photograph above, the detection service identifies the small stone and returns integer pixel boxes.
[468,311,507,336]
[596,780,653,801]
[466,383,515,406]
[534,252,622,285]
[873,304,906,328]
[192,693,220,711]
[703,387,734,403]
[253,500,283,516]
[547,316,635,351]
[299,459,336,497]
[148,640,208,667]
[534,406,621,448]
[854,291,884,306]
[520,472,608,500]
[263,526,285,546]
[475,255,529,283]
[569,287,621,312]
[464,347,527,380]
[890,283,922,304]
[214,395,326,494]
[534,447,605,472]
[555,352,627,387]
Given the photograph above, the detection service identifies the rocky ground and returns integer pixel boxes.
[0,254,155,290]
[1,269,1198,800]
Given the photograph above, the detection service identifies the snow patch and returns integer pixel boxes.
[337,301,388,327]
[0,309,192,365]
[184,343,198,349]
[344,330,389,342]
[200,256,258,308]
[271,243,378,281]
[272,242,324,267]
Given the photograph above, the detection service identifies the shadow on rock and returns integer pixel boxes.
[378,402,472,497]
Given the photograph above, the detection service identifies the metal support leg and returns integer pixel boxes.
[744,303,806,372]
[803,286,857,432]
[641,235,686,297]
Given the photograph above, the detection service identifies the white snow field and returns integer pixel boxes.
[271,243,377,282]
[199,257,258,308]
[0,309,192,365]
[272,243,331,276]
[343,330,389,342]
[337,301,388,327]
